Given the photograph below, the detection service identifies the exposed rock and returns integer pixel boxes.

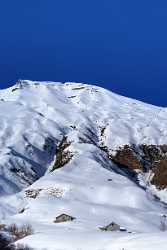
[111,145,144,171]
[11,88,19,92]
[100,126,106,138]
[151,160,167,189]
[18,208,26,214]
[140,144,164,163]
[72,86,85,90]
[50,136,73,172]
[68,95,77,99]
[99,142,167,191]
[25,189,42,199]
[46,187,64,198]
[160,145,167,154]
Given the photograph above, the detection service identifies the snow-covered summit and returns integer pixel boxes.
[0,80,166,194]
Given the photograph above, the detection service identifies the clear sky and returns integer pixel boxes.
[0,0,167,106]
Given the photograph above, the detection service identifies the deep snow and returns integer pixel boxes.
[0,80,167,250]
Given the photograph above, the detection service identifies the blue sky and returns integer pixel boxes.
[0,0,167,106]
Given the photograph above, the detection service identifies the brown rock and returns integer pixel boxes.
[51,136,73,172]
[151,159,167,189]
[112,145,143,171]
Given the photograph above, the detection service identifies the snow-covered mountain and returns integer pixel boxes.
[0,80,167,250]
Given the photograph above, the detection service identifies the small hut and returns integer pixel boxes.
[54,214,76,223]
[99,222,120,232]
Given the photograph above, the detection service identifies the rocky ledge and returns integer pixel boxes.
[108,144,167,190]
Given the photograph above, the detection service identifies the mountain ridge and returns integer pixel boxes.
[0,80,167,194]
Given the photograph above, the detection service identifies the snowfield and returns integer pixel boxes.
[0,80,167,250]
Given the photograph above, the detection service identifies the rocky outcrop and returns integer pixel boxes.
[111,145,144,171]
[151,160,167,189]
[25,188,42,199]
[77,125,167,191]
[139,144,166,164]
[50,136,73,172]
[100,143,167,190]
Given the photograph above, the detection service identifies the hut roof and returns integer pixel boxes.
[56,213,75,219]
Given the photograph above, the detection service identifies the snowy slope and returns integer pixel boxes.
[0,80,167,250]
[0,80,166,194]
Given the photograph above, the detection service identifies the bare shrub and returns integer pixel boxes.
[7,224,33,240]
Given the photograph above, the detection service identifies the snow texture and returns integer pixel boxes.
[0,80,167,250]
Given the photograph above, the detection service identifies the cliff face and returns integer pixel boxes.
[109,144,167,189]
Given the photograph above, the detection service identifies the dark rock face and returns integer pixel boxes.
[51,136,73,172]
[151,160,167,189]
[103,144,167,190]
[25,189,42,199]
[160,145,167,154]
[111,145,144,171]
[139,144,164,163]
[49,128,167,191]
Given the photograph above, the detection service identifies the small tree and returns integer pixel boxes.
[8,224,33,240]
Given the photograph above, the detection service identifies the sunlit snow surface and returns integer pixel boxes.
[0,81,167,250]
